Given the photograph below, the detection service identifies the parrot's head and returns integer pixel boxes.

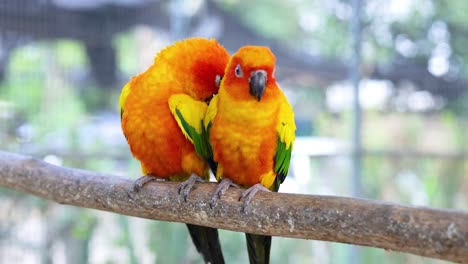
[221,46,277,102]
[183,38,229,102]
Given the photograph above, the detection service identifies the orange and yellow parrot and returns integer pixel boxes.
[119,38,229,264]
[205,46,296,264]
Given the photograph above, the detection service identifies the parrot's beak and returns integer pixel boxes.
[249,70,267,101]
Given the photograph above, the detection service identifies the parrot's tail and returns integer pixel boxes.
[186,224,225,264]
[245,233,271,264]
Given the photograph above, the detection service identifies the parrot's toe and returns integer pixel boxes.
[178,174,205,202]
[209,178,238,209]
[239,183,270,212]
[132,175,165,192]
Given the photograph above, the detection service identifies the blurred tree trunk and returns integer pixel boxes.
[62,220,96,264]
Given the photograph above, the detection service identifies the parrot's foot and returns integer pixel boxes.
[178,174,205,202]
[133,175,166,192]
[209,178,239,209]
[239,184,270,212]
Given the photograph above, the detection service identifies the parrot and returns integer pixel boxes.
[204,46,296,264]
[119,37,229,264]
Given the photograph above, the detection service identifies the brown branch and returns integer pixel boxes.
[0,151,467,263]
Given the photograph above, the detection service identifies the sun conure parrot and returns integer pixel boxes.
[119,37,229,264]
[204,46,296,264]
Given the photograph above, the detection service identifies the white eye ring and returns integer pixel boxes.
[215,75,222,87]
[234,64,243,77]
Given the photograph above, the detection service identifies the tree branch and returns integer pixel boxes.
[0,151,466,263]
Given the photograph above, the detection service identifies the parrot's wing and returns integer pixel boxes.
[203,94,219,174]
[119,81,132,120]
[168,94,211,159]
[273,100,296,191]
[204,94,218,132]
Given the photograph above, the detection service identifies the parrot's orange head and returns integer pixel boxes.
[184,39,229,101]
[222,46,277,101]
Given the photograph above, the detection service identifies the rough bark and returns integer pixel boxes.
[0,151,467,263]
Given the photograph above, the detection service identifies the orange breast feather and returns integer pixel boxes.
[210,86,281,187]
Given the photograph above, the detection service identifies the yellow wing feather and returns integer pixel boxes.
[273,97,296,190]
[276,99,296,149]
[168,94,208,144]
[204,94,219,130]
[119,81,132,118]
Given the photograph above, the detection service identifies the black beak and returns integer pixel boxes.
[249,70,267,101]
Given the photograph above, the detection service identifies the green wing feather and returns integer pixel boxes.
[203,95,219,174]
[273,100,296,191]
[168,94,211,159]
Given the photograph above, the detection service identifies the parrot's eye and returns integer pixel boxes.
[234,64,243,78]
[215,75,222,87]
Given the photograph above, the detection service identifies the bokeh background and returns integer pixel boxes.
[0,0,467,263]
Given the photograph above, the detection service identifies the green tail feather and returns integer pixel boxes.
[246,233,271,264]
[186,224,225,264]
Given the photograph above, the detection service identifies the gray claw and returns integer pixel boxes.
[133,175,162,192]
[209,178,238,209]
[178,174,205,202]
[239,183,270,212]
